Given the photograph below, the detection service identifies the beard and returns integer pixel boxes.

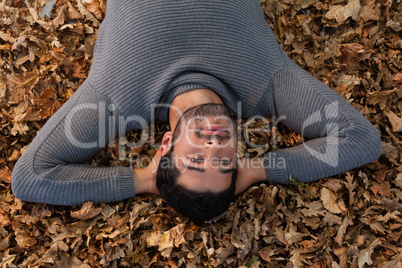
[172,103,237,141]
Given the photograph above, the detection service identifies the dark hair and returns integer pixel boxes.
[156,147,237,223]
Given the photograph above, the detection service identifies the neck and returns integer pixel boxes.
[169,88,223,130]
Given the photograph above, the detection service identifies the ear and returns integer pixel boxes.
[160,131,173,157]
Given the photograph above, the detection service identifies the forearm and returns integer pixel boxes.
[133,168,159,195]
[11,82,137,205]
[12,149,136,205]
[236,157,267,195]
[133,150,160,195]
[267,63,381,184]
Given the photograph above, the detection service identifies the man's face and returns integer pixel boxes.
[168,104,237,193]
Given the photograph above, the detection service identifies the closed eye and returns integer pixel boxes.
[220,158,231,165]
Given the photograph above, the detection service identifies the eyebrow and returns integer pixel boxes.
[184,165,234,174]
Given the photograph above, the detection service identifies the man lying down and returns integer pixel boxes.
[12,0,381,222]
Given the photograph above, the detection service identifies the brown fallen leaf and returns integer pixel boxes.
[35,244,58,265]
[391,72,402,84]
[10,122,30,136]
[335,215,353,246]
[7,149,21,162]
[325,0,361,23]
[357,238,382,268]
[333,247,348,268]
[359,0,380,22]
[0,208,11,227]
[370,181,392,197]
[5,72,40,104]
[320,187,343,214]
[231,217,254,254]
[34,88,63,119]
[0,255,16,268]
[15,229,37,249]
[52,4,67,28]
[24,0,54,31]
[0,165,12,183]
[0,0,401,266]
[343,172,358,205]
[285,223,309,246]
[386,20,402,32]
[0,234,11,251]
[76,0,101,26]
[321,179,344,193]
[66,1,83,20]
[0,31,17,43]
[11,101,29,122]
[336,43,364,66]
[289,247,302,268]
[82,0,105,21]
[395,173,402,189]
[336,72,361,87]
[145,230,162,248]
[15,107,42,122]
[368,89,399,110]
[384,109,402,132]
[377,254,402,268]
[70,201,104,220]
[258,246,276,262]
[57,252,91,268]
[381,142,400,165]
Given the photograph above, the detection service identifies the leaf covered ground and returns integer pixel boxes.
[0,0,401,267]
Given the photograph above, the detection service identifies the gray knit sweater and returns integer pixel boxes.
[11,0,381,205]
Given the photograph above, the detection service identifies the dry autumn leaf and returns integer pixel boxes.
[34,88,63,119]
[325,0,361,23]
[336,43,364,66]
[76,0,101,26]
[396,173,402,189]
[320,187,344,214]
[15,229,37,249]
[10,122,30,136]
[359,0,381,22]
[0,165,12,183]
[5,72,40,104]
[70,201,104,220]
[82,0,104,20]
[357,238,382,268]
[381,142,400,165]
[384,109,402,132]
[0,0,401,267]
[6,149,21,162]
[368,88,399,110]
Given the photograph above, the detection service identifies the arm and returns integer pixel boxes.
[235,157,266,195]
[263,61,381,184]
[11,81,151,205]
[133,150,160,195]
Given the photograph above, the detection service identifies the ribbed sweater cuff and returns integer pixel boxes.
[116,166,135,200]
[174,83,208,96]
[157,71,238,121]
[263,152,291,184]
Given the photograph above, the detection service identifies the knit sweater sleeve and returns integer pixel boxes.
[11,80,135,205]
[264,61,381,184]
